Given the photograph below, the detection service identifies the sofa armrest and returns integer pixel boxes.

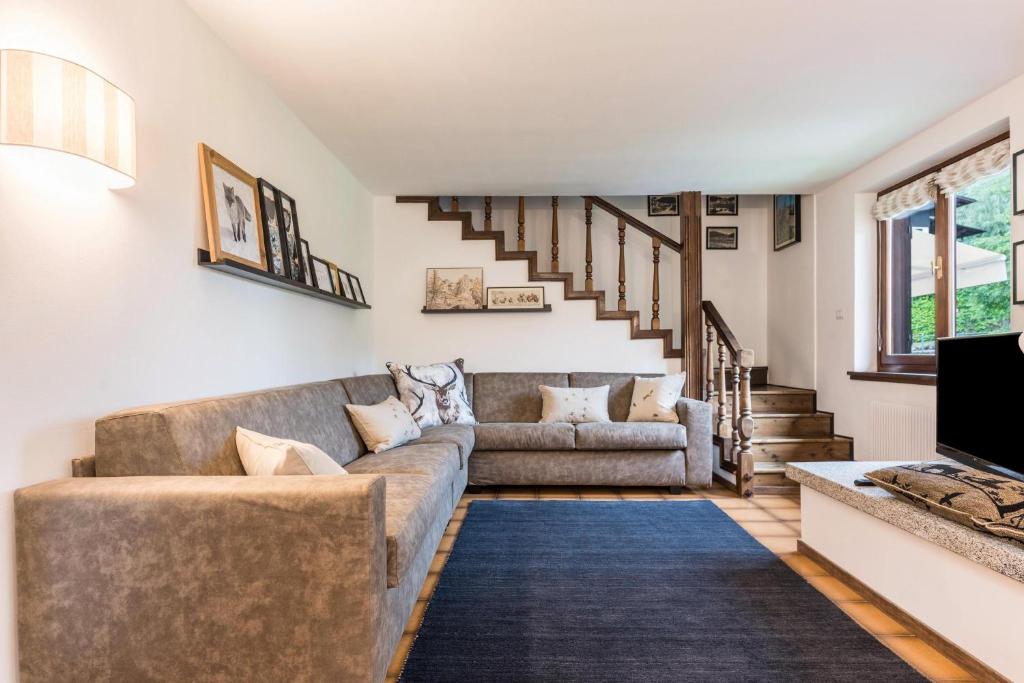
[677,397,713,487]
[16,474,389,682]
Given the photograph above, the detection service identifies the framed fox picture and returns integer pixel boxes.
[199,144,266,269]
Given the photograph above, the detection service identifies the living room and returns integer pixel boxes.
[2,1,1023,681]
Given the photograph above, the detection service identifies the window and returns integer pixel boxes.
[877,134,1012,373]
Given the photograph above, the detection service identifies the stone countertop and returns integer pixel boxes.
[786,461,1024,583]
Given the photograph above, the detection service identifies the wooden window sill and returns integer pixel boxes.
[847,370,936,386]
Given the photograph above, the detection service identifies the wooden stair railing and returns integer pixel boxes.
[702,299,755,498]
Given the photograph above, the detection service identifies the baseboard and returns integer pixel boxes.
[797,540,1008,683]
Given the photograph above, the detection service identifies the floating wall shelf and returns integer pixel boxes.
[198,249,370,309]
[420,306,551,314]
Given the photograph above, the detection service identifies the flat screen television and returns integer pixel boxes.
[936,332,1024,482]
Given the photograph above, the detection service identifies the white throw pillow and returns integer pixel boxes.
[235,427,348,476]
[386,359,476,428]
[346,396,423,453]
[627,374,686,423]
[539,385,611,424]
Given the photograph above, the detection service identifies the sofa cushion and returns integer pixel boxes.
[474,423,576,451]
[367,472,450,588]
[345,443,461,484]
[235,427,348,476]
[575,422,686,450]
[412,424,475,466]
[539,385,611,424]
[94,380,363,476]
[627,374,685,423]
[865,460,1024,545]
[346,397,422,453]
[386,359,476,427]
[340,374,398,406]
[570,372,661,422]
[473,373,568,423]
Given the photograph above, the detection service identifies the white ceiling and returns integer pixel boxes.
[186,0,1024,196]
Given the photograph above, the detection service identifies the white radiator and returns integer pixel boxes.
[868,402,936,460]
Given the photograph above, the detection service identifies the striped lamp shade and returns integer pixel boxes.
[0,50,135,188]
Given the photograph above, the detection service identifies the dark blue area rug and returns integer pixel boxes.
[400,501,923,682]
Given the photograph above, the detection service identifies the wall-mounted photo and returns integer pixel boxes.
[706,194,738,216]
[425,267,483,310]
[199,144,266,269]
[1014,149,1024,215]
[347,273,366,304]
[706,226,738,250]
[773,194,801,251]
[647,194,679,217]
[257,179,286,276]
[487,286,546,309]
[1014,241,1024,304]
[310,255,335,294]
[278,190,305,283]
[330,263,346,297]
[299,239,314,286]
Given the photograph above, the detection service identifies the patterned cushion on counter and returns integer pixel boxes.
[865,460,1024,544]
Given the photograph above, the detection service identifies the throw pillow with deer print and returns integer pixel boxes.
[386,359,476,428]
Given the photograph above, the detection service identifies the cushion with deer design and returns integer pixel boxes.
[386,359,476,428]
[865,460,1024,544]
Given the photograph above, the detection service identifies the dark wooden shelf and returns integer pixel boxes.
[421,305,552,314]
[198,249,370,309]
[847,370,935,386]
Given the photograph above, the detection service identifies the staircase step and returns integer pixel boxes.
[751,436,853,463]
[721,385,816,413]
[750,412,832,437]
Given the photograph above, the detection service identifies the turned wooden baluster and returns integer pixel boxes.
[484,196,492,231]
[584,199,594,291]
[451,196,459,212]
[651,237,661,329]
[517,196,526,251]
[731,359,740,463]
[550,196,559,272]
[617,217,627,312]
[736,349,756,498]
[704,319,715,402]
[716,341,728,437]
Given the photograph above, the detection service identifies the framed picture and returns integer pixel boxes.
[257,179,286,276]
[647,194,679,217]
[346,272,366,304]
[199,143,266,269]
[299,239,313,286]
[425,267,483,310]
[706,195,738,216]
[309,255,335,294]
[1014,149,1024,216]
[1014,241,1024,304]
[487,286,545,309]
[773,194,801,251]
[706,226,738,250]
[329,263,345,297]
[277,191,305,283]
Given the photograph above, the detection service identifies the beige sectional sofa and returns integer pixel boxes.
[15,371,711,682]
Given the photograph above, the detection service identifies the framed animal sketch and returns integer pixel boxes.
[425,267,483,310]
[1015,149,1024,215]
[647,194,679,217]
[309,255,335,294]
[706,195,738,216]
[706,226,738,250]
[257,179,286,276]
[346,272,366,303]
[199,143,265,269]
[487,286,545,309]
[773,194,801,251]
[299,239,314,286]
[277,190,305,283]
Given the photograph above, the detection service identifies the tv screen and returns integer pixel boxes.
[937,332,1024,482]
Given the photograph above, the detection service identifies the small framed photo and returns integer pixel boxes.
[1014,241,1024,304]
[706,195,738,216]
[773,194,801,251]
[647,194,679,217]
[299,239,313,287]
[706,226,738,250]
[277,191,305,283]
[257,179,286,276]
[329,263,345,297]
[309,255,335,294]
[346,272,366,304]
[426,267,483,310]
[199,143,266,269]
[1014,149,1024,216]
[487,286,545,309]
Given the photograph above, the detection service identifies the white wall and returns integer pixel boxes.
[813,73,1024,456]
[0,1,375,677]
[766,195,816,388]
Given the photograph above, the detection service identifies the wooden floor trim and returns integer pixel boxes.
[797,540,1007,683]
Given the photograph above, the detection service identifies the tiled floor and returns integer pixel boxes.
[386,484,974,682]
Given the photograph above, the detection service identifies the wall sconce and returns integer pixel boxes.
[0,49,135,189]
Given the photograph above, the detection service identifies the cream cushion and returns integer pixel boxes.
[346,396,423,453]
[539,385,611,424]
[627,374,686,423]
[235,427,348,475]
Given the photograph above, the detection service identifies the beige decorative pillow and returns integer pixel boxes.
[627,374,686,423]
[235,427,348,476]
[539,385,610,424]
[346,396,422,453]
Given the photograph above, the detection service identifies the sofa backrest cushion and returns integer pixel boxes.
[340,374,398,406]
[473,373,568,423]
[94,380,364,476]
[569,372,662,422]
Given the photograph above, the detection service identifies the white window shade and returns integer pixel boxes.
[872,173,936,221]
[934,139,1010,195]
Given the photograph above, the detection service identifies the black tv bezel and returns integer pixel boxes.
[936,332,1024,483]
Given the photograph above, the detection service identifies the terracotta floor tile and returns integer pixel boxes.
[428,553,449,574]
[784,521,801,534]
[579,491,622,500]
[662,493,703,501]
[497,491,539,500]
[838,602,910,636]
[781,553,828,577]
[451,506,468,520]
[739,521,798,538]
[537,486,582,500]
[417,571,440,601]
[700,488,743,499]
[437,535,456,552]
[880,636,974,681]
[721,507,776,522]
[404,600,428,633]
[619,491,667,500]
[767,506,802,521]
[806,575,865,602]
[756,496,800,509]
[757,536,799,554]
[462,491,497,500]
[709,497,760,509]
[386,633,414,678]
[444,520,462,535]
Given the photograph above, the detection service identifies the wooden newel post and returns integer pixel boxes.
[517,196,526,251]
[736,348,755,498]
[651,237,661,330]
[550,196,559,272]
[617,217,627,312]
[584,198,594,291]
[484,196,492,231]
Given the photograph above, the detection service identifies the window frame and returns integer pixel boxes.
[876,131,1010,374]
